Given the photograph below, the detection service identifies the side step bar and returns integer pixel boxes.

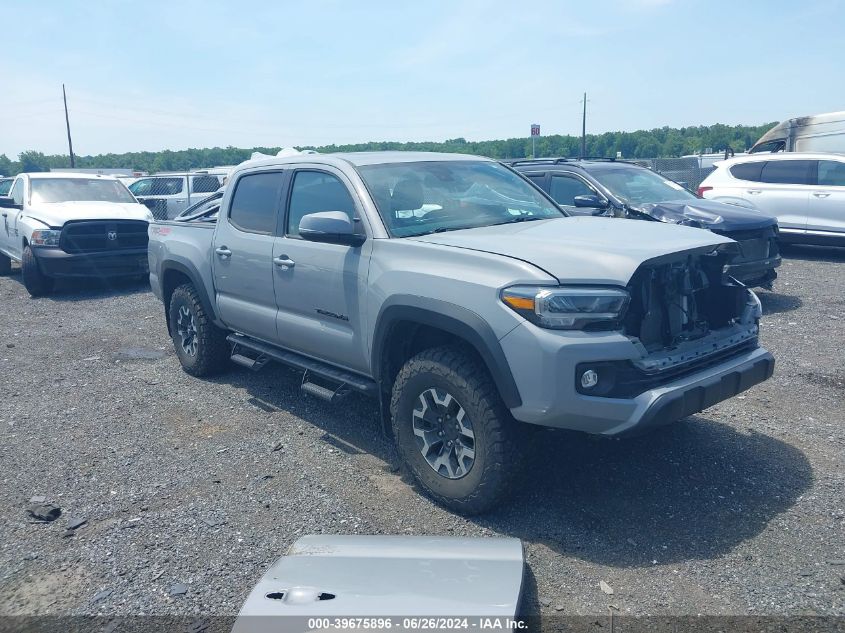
[227,334,378,397]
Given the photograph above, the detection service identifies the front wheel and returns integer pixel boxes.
[168,283,230,376]
[390,346,520,515]
[21,247,54,296]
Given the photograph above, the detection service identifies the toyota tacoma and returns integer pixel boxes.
[148,151,774,514]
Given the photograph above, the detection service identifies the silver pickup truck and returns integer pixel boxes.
[148,151,774,514]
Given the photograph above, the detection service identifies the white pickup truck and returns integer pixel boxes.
[0,172,153,296]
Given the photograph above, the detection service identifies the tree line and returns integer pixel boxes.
[0,122,775,176]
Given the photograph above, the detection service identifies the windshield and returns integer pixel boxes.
[589,167,697,205]
[30,178,137,204]
[357,160,563,237]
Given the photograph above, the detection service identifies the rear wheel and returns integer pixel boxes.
[21,247,54,296]
[0,252,11,276]
[390,346,520,515]
[168,283,230,376]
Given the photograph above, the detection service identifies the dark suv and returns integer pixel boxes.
[508,158,781,288]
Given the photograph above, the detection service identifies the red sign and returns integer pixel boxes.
[531,124,540,137]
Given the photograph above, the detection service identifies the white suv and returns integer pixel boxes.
[698,153,845,246]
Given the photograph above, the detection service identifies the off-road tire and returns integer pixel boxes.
[21,246,54,296]
[169,283,230,377]
[390,346,520,515]
[0,252,11,276]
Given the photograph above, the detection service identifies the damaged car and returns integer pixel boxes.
[509,158,781,288]
[149,151,774,514]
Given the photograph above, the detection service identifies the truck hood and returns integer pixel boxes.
[411,216,734,285]
[25,201,153,228]
[633,198,777,232]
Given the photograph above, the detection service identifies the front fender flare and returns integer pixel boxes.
[372,296,522,409]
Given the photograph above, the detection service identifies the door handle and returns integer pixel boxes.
[812,192,831,198]
[273,255,295,269]
[215,246,232,258]
[747,189,762,195]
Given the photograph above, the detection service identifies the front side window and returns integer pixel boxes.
[587,167,695,205]
[30,178,136,204]
[549,174,598,207]
[357,160,563,237]
[817,160,845,187]
[10,179,24,205]
[760,160,814,185]
[129,177,184,196]
[228,172,284,234]
[287,171,357,237]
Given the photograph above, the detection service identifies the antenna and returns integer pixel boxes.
[63,84,75,168]
[580,92,588,159]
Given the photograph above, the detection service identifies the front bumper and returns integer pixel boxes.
[500,323,774,436]
[32,246,149,278]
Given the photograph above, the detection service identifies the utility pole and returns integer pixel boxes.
[580,92,587,159]
[63,84,75,168]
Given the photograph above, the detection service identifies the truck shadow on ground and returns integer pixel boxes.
[34,274,150,302]
[757,290,802,315]
[217,364,813,575]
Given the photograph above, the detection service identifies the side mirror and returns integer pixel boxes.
[0,196,22,210]
[573,194,608,209]
[299,211,365,246]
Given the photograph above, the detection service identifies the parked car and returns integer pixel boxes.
[148,151,774,514]
[698,152,845,246]
[750,111,845,154]
[0,173,153,296]
[0,178,13,196]
[510,158,781,288]
[128,170,227,220]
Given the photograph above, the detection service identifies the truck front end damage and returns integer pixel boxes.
[501,244,774,435]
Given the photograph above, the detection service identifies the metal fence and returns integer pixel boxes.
[627,157,716,191]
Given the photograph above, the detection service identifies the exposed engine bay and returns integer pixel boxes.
[624,248,762,373]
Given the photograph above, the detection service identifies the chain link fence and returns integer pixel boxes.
[627,157,716,192]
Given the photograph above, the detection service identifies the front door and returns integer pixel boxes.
[1,178,25,259]
[213,170,286,343]
[273,168,371,374]
[807,159,845,235]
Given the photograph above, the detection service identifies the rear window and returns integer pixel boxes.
[191,175,222,194]
[760,160,814,185]
[228,172,284,234]
[129,177,184,196]
[729,162,765,181]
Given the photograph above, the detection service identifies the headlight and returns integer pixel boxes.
[501,286,629,330]
[30,229,62,247]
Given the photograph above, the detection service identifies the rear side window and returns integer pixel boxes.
[229,172,285,234]
[191,175,221,194]
[0,179,12,196]
[729,162,765,181]
[760,160,814,185]
[129,177,184,196]
[817,160,845,186]
[287,171,356,237]
[549,174,596,206]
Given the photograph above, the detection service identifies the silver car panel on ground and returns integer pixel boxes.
[233,535,524,624]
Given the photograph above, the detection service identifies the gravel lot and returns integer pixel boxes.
[0,244,843,619]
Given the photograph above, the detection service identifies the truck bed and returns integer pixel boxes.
[148,220,217,304]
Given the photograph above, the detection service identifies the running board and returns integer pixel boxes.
[226,334,378,397]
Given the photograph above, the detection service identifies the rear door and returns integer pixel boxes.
[213,170,287,342]
[808,158,845,235]
[746,160,814,232]
[272,168,371,373]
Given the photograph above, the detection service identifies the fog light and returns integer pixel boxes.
[580,369,599,389]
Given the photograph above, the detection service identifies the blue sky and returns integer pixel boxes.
[1,0,843,157]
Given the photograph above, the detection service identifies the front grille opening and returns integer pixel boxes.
[624,252,746,352]
[60,220,149,254]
